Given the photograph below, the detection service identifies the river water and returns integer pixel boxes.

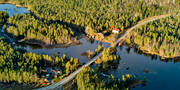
[0,4,29,16]
[19,38,110,64]
[0,4,180,90]
[114,46,180,90]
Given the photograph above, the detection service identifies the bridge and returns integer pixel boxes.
[36,14,172,90]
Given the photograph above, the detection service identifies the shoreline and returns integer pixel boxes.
[138,46,180,59]
[125,42,180,59]
[0,2,83,48]
[19,38,82,48]
[0,1,29,9]
[89,32,180,59]
[90,33,180,58]
[0,82,36,90]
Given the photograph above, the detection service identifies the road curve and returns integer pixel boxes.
[36,14,171,90]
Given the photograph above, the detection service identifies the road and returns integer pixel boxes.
[36,14,171,90]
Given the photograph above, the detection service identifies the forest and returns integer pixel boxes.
[0,0,179,89]
[127,13,180,58]
[0,0,179,46]
[0,11,80,85]
[0,36,79,85]
[76,67,137,90]
[7,14,75,45]
[75,47,136,89]
[0,11,8,26]
[95,48,119,71]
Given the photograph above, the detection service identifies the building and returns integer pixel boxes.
[112,28,120,33]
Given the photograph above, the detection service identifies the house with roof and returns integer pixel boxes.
[112,28,120,33]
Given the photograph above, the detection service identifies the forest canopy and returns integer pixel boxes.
[0,11,8,26]
[0,0,179,45]
[0,36,79,84]
[0,0,179,87]
[127,14,180,58]
[76,67,137,90]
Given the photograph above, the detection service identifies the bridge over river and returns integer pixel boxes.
[36,14,172,90]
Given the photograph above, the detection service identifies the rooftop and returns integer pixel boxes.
[112,28,120,31]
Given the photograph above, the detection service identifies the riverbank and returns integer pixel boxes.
[0,82,35,90]
[138,46,180,59]
[86,14,179,59]
[0,1,29,9]
[87,31,180,59]
[0,2,85,49]
[125,42,180,59]
[86,31,120,45]
[19,38,82,48]
[87,30,180,59]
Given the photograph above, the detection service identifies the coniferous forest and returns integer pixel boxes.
[0,0,179,89]
[0,0,179,45]
[127,14,180,57]
[0,36,80,84]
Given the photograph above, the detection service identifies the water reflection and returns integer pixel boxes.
[111,45,180,90]
[85,37,95,44]
[1,3,180,90]
[0,4,29,16]
[122,44,180,63]
[19,38,110,64]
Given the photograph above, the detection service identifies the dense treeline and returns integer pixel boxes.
[0,10,79,85]
[7,14,75,45]
[0,0,179,87]
[0,38,39,83]
[76,67,136,90]
[0,0,179,45]
[0,11,8,26]
[0,37,79,84]
[127,14,180,57]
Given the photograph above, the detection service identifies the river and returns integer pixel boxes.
[114,45,180,90]
[0,4,29,16]
[0,4,180,90]
[19,38,110,64]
